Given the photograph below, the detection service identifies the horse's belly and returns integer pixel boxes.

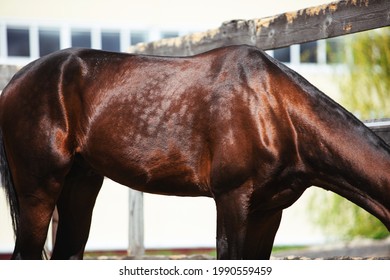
[83,144,212,197]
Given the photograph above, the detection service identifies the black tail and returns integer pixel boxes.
[0,128,19,236]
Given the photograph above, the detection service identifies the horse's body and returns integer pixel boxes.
[0,45,389,259]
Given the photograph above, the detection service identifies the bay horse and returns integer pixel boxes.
[0,45,389,259]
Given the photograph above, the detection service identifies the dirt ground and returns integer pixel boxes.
[271,237,390,260]
[90,237,390,260]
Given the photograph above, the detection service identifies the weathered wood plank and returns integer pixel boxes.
[0,65,19,91]
[130,0,390,56]
[366,120,390,146]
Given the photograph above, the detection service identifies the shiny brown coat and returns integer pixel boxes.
[0,45,389,259]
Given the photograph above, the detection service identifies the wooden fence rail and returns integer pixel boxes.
[129,0,390,56]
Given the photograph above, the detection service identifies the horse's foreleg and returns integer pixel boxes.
[215,190,246,259]
[214,180,281,260]
[51,161,103,260]
[242,210,282,259]
[215,195,282,259]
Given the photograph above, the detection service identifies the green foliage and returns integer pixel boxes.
[310,27,390,240]
[340,27,390,119]
[309,190,389,240]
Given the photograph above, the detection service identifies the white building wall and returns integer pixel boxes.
[0,0,333,28]
[70,180,327,251]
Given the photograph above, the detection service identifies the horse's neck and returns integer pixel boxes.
[291,86,390,229]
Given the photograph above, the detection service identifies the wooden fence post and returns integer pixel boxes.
[128,189,145,257]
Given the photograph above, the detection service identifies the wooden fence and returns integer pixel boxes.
[129,0,390,56]
[127,0,390,256]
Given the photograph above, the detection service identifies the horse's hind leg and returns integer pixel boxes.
[12,197,57,259]
[10,168,66,259]
[51,160,103,259]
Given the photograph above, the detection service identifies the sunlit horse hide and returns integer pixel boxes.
[0,45,389,259]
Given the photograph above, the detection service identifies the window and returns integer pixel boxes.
[326,39,344,64]
[274,47,291,63]
[39,29,60,56]
[71,30,91,48]
[7,27,30,57]
[102,31,120,52]
[300,41,317,63]
[130,31,147,45]
[161,31,179,39]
